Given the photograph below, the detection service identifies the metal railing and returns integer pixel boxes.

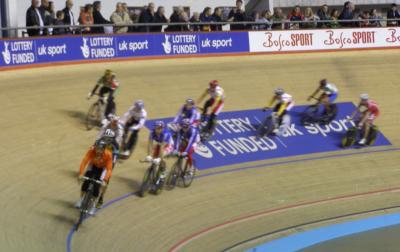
[1,18,399,38]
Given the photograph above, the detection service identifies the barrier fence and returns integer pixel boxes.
[1,26,400,69]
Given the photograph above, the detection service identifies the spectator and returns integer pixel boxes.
[358,10,369,27]
[26,0,46,36]
[200,7,213,31]
[190,12,201,31]
[166,6,183,31]
[122,3,129,14]
[53,10,67,35]
[330,9,340,28]
[211,7,223,31]
[317,4,330,28]
[338,1,355,27]
[48,1,56,19]
[40,0,55,34]
[63,0,76,34]
[287,5,304,29]
[255,10,272,30]
[369,9,382,27]
[128,10,141,32]
[179,11,190,31]
[228,0,247,30]
[153,6,168,32]
[303,7,319,28]
[272,8,286,30]
[92,1,110,34]
[80,4,94,33]
[110,2,132,33]
[138,3,155,32]
[387,3,400,26]
[251,12,262,30]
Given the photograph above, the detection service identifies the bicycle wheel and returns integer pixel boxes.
[166,161,180,190]
[75,189,93,231]
[86,102,101,130]
[367,126,378,146]
[182,161,196,188]
[139,166,153,197]
[341,128,357,148]
[257,116,274,137]
[154,168,165,195]
[301,105,319,125]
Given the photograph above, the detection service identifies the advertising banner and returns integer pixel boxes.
[249,27,400,52]
[0,31,249,68]
[146,102,391,170]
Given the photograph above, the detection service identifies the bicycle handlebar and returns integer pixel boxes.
[82,176,103,185]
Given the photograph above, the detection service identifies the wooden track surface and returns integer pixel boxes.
[0,50,399,252]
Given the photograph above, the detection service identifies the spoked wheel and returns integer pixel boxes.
[166,162,180,190]
[139,167,153,197]
[75,190,92,231]
[341,127,357,148]
[301,105,319,125]
[86,102,101,130]
[367,126,378,146]
[257,116,274,138]
[182,161,195,188]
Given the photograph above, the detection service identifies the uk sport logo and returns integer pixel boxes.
[195,144,213,159]
[2,42,11,65]
[162,35,172,54]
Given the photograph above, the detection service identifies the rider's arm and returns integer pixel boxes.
[103,152,113,182]
[90,77,103,95]
[309,87,321,99]
[79,149,93,176]
[173,106,184,124]
[349,104,361,119]
[174,132,181,151]
[184,129,197,153]
[159,142,166,159]
[197,89,208,104]
[276,102,288,116]
[131,117,146,131]
[116,125,124,146]
[267,96,276,108]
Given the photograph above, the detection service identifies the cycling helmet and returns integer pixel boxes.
[274,88,284,96]
[94,139,107,150]
[134,100,144,110]
[154,121,165,129]
[209,80,219,88]
[360,93,369,101]
[105,69,113,76]
[180,118,191,129]
[185,98,195,106]
[320,79,327,86]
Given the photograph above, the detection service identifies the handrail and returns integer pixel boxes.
[1,18,399,31]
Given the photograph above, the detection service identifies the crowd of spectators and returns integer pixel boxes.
[26,0,400,37]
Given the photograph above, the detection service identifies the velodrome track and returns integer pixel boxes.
[1,50,399,252]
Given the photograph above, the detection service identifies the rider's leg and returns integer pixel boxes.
[126,129,139,153]
[202,99,214,117]
[321,95,330,114]
[104,95,115,118]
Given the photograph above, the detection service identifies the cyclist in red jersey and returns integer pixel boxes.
[349,94,380,145]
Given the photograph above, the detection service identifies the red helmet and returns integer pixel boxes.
[209,80,219,88]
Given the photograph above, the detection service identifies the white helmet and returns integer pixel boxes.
[360,93,369,101]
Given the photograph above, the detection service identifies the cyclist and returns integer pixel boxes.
[173,119,200,174]
[169,99,201,133]
[144,121,174,183]
[197,80,225,132]
[263,88,294,134]
[97,114,124,155]
[308,79,338,114]
[87,69,119,119]
[95,115,123,208]
[120,100,147,157]
[76,140,112,215]
[348,94,380,145]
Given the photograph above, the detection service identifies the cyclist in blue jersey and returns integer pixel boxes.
[144,121,174,181]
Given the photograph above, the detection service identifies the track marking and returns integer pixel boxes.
[66,147,400,252]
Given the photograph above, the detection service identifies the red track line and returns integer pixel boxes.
[1,46,400,72]
[167,186,400,252]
